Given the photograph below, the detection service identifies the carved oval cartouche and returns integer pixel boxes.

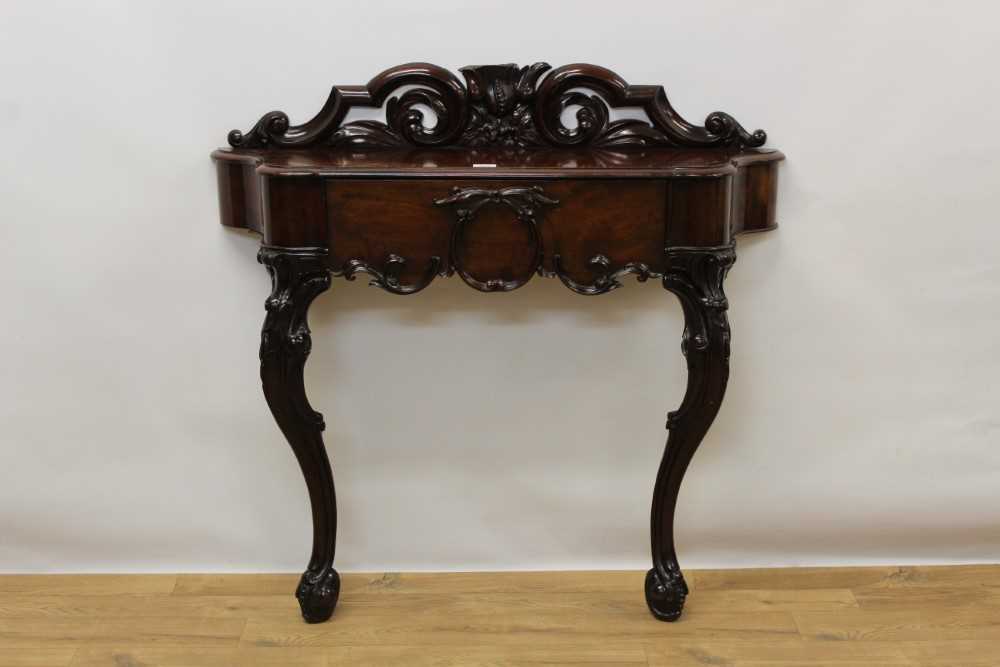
[434,185,559,292]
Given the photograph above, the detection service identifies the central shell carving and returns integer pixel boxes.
[458,63,551,148]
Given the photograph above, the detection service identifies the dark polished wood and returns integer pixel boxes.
[257,247,339,622]
[226,62,766,151]
[648,245,735,620]
[212,62,783,625]
[214,151,782,287]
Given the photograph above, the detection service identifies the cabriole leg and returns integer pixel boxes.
[258,246,339,623]
[647,245,735,621]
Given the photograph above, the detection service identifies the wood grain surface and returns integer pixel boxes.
[1,566,998,666]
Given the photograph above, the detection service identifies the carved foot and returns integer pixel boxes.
[296,567,341,623]
[644,567,688,622]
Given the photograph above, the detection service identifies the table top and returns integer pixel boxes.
[212,147,784,179]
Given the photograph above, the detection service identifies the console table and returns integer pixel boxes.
[211,62,783,624]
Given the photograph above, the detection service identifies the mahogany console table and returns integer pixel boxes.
[211,62,783,624]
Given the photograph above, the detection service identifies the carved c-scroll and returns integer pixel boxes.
[335,255,442,295]
[553,254,658,295]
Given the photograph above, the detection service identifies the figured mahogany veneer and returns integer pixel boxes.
[214,148,781,287]
[211,61,783,624]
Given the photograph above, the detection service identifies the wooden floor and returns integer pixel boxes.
[1,566,999,666]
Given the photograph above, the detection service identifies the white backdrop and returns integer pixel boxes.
[2,1,999,574]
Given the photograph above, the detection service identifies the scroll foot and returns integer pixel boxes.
[645,566,688,622]
[296,567,341,623]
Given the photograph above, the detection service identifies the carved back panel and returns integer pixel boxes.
[228,62,766,151]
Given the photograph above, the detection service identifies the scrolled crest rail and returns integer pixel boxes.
[228,62,766,150]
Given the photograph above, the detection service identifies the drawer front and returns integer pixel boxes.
[326,179,667,291]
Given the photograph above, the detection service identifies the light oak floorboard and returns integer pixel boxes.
[0,575,176,596]
[643,638,912,666]
[0,648,78,667]
[70,647,240,667]
[0,565,998,665]
[86,617,246,648]
[0,618,99,648]
[854,585,1000,611]
[0,593,297,620]
[172,571,642,596]
[898,639,1000,666]
[794,607,1000,641]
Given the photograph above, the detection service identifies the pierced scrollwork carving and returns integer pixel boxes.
[433,185,559,292]
[230,63,468,149]
[553,253,658,295]
[535,64,765,149]
[227,62,766,150]
[335,254,442,295]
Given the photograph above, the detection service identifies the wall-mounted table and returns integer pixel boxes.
[212,61,783,624]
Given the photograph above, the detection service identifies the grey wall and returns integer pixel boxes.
[2,0,998,573]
